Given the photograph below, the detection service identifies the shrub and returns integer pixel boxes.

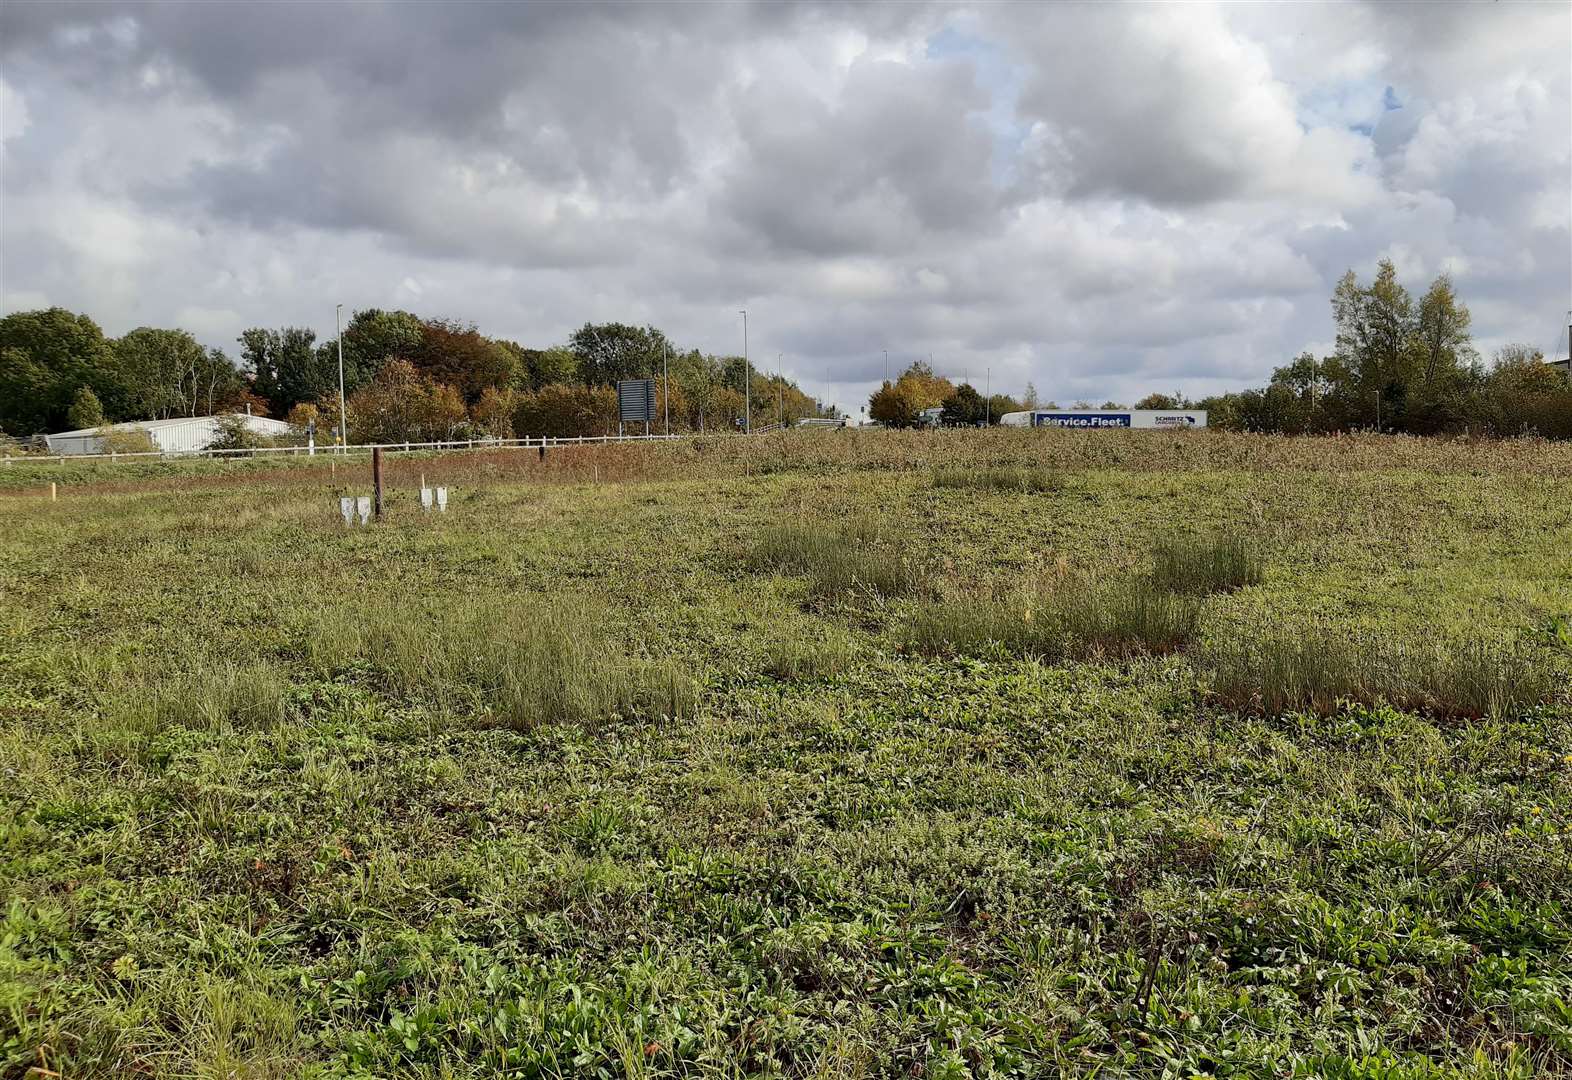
[932,466,1062,493]
[905,579,1200,661]
[749,519,921,599]
[97,427,157,454]
[1205,631,1555,719]
[1151,535,1264,594]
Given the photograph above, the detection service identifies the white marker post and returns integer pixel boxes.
[339,497,353,525]
[356,496,371,525]
[435,487,448,513]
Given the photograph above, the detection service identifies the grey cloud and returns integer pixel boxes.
[1,0,1567,414]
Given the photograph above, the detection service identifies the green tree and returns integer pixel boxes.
[112,327,237,420]
[240,326,324,416]
[1134,392,1182,410]
[66,386,105,429]
[321,308,424,399]
[940,383,987,426]
[0,308,122,434]
[500,342,579,390]
[570,323,671,386]
[987,393,1022,422]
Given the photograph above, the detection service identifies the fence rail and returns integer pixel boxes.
[4,431,694,465]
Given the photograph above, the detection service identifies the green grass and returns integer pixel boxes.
[1206,631,1555,720]
[749,518,923,599]
[932,465,1063,493]
[1150,533,1265,594]
[2,431,1570,1078]
[904,579,1201,661]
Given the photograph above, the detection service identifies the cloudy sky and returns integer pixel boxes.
[1,1,1568,411]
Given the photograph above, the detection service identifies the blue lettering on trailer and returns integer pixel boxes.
[1032,412,1131,428]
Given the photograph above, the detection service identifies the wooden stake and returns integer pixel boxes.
[50,482,57,502]
[372,447,384,519]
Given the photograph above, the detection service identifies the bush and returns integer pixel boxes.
[513,384,619,439]
[1205,631,1555,719]
[1151,535,1264,594]
[205,414,265,452]
[905,579,1201,661]
[932,466,1062,493]
[97,427,156,454]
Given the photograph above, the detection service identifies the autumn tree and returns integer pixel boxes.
[345,360,468,444]
[512,384,618,438]
[412,318,518,404]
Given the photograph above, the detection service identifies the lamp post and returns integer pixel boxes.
[663,339,670,437]
[335,304,347,450]
[740,309,750,434]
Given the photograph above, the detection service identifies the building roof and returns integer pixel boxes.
[47,414,293,439]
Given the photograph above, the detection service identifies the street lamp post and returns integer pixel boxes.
[740,309,750,434]
[986,366,991,426]
[335,304,347,450]
[777,352,784,426]
[663,339,670,437]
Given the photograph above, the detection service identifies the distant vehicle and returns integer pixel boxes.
[998,409,1207,429]
[915,406,945,428]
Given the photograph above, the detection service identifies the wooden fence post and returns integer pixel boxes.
[372,447,384,519]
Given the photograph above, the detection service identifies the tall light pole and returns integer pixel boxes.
[777,352,784,426]
[335,304,347,450]
[739,309,750,434]
[986,366,991,426]
[883,349,889,383]
[663,339,670,437]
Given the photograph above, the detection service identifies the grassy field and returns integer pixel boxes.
[3,429,1571,1079]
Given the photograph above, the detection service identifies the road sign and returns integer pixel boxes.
[618,378,657,423]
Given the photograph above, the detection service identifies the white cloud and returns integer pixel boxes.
[0,0,1566,408]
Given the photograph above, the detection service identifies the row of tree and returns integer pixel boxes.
[0,309,834,443]
[860,261,1568,439]
[1187,263,1571,438]
[3,261,1565,444]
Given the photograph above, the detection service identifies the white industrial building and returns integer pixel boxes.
[44,414,294,455]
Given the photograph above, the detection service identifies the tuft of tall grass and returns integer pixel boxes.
[905,579,1200,661]
[310,598,695,728]
[761,627,856,681]
[1205,632,1555,719]
[749,519,921,599]
[931,465,1063,493]
[1150,534,1264,594]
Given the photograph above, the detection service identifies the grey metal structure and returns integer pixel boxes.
[617,378,658,423]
